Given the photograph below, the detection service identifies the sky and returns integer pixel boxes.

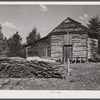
[0,5,100,43]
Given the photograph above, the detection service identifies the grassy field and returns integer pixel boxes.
[0,62,100,90]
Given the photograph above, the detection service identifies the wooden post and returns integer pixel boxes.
[61,57,62,63]
[26,47,28,59]
[80,57,81,63]
[68,58,70,76]
[45,44,47,58]
[86,57,89,63]
[64,57,66,64]
[63,57,66,79]
[81,57,83,63]
[75,57,76,64]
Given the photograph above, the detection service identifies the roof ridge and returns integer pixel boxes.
[47,17,86,36]
[67,17,81,24]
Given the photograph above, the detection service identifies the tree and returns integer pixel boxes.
[87,15,100,34]
[2,37,8,55]
[37,32,41,40]
[26,27,41,44]
[87,15,100,54]
[0,25,8,56]
[7,32,22,57]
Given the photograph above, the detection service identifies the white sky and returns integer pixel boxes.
[0,5,100,43]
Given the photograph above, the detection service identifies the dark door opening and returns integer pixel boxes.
[63,45,73,62]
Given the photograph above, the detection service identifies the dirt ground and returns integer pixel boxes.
[0,62,100,90]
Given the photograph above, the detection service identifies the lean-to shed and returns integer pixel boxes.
[26,17,98,62]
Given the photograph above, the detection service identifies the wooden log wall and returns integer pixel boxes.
[88,38,98,59]
[27,45,39,57]
[39,43,47,57]
[39,36,51,57]
[51,35,64,60]
[27,36,51,58]
[71,34,87,60]
[51,33,88,61]
[27,33,98,61]
[47,36,51,57]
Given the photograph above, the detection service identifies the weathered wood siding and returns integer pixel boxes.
[39,43,47,57]
[51,33,88,61]
[51,35,64,60]
[39,36,51,57]
[27,45,39,57]
[71,34,88,60]
[88,38,98,59]
[27,17,98,61]
[27,36,51,58]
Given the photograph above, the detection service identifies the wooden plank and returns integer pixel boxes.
[64,34,70,44]
[88,38,98,59]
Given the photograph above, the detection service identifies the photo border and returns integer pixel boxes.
[0,0,100,99]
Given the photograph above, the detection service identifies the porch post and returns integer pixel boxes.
[26,47,28,59]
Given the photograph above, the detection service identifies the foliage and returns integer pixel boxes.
[87,15,100,54]
[7,32,22,57]
[0,25,8,56]
[88,54,100,62]
[37,32,41,40]
[19,48,26,58]
[26,27,41,44]
[87,15,100,34]
[2,37,8,56]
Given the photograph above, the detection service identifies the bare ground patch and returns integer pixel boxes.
[0,62,100,90]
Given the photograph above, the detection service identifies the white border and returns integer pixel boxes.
[0,1,100,98]
[0,90,100,98]
[0,1,100,5]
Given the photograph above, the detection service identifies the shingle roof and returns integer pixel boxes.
[24,17,88,47]
[49,17,88,34]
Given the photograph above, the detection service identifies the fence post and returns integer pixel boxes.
[68,58,70,76]
[75,57,76,64]
[64,57,65,64]
[80,57,81,63]
[26,47,28,59]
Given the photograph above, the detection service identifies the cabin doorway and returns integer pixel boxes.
[63,45,73,62]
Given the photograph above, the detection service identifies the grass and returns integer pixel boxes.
[0,62,100,90]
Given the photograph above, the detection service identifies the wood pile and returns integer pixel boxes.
[0,60,63,78]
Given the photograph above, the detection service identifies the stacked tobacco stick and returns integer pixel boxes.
[0,59,65,78]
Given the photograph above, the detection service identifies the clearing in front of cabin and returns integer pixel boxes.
[0,60,100,90]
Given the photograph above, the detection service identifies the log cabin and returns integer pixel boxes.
[26,17,98,62]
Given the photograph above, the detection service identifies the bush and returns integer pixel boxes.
[88,54,100,62]
[95,54,100,62]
